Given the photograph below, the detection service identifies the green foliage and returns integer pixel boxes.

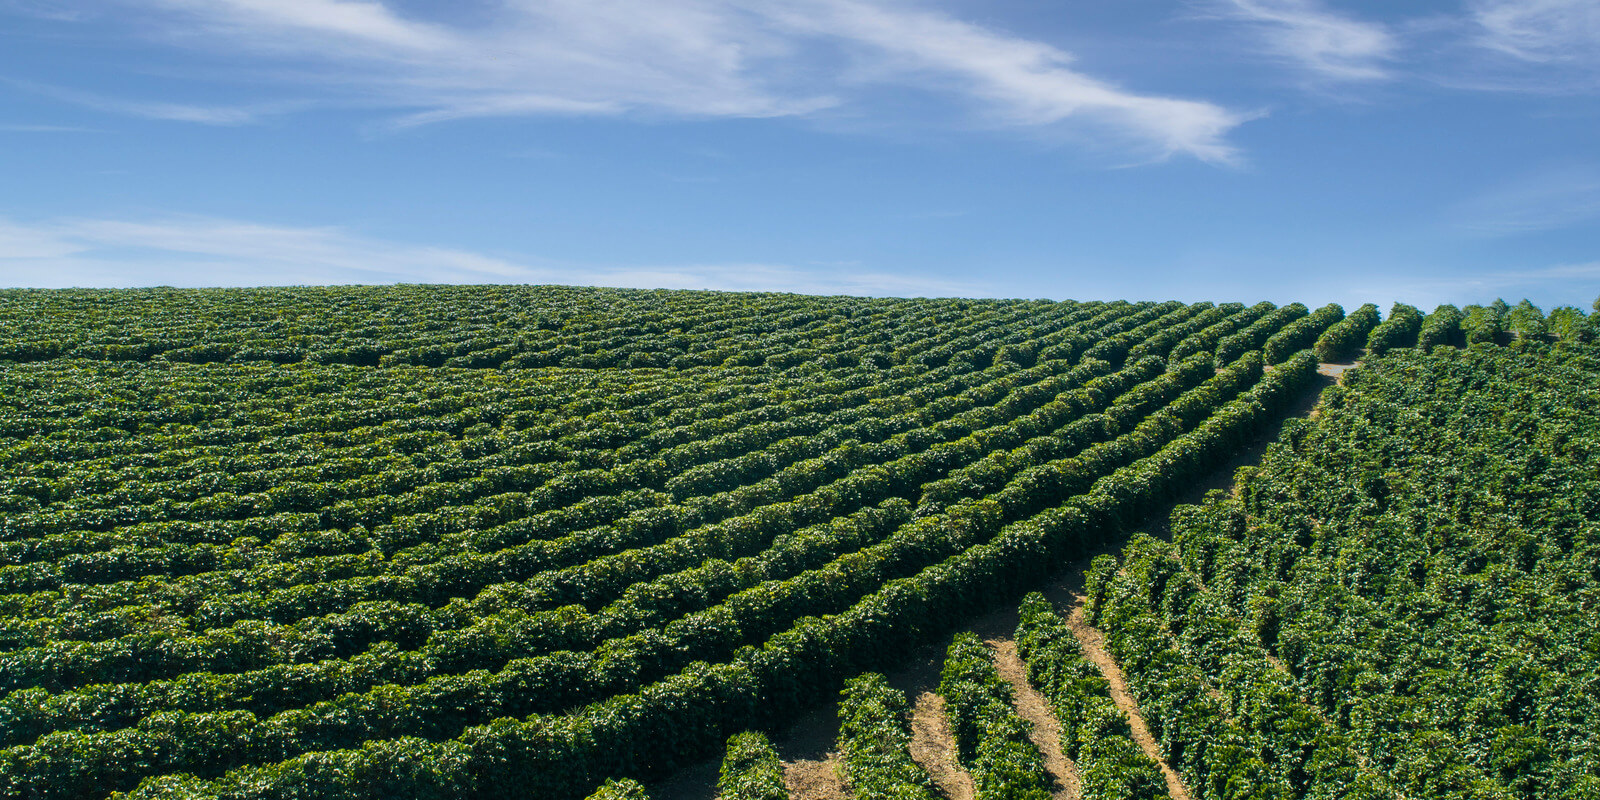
[1082,554,1119,626]
[1364,303,1422,355]
[1216,303,1306,367]
[1095,341,1600,800]
[104,333,1313,799]
[717,731,788,800]
[1417,304,1463,351]
[1312,303,1379,362]
[0,286,1361,800]
[589,778,651,800]
[1263,303,1342,364]
[938,633,1053,800]
[1462,301,1508,345]
[836,673,938,800]
[1547,306,1591,342]
[1014,593,1167,800]
[1505,299,1547,341]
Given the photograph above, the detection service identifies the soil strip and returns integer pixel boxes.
[988,638,1081,800]
[647,365,1344,799]
[785,754,847,800]
[1065,603,1194,800]
[909,691,975,800]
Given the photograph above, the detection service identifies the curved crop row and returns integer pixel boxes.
[105,349,1319,800]
[938,632,1052,800]
[835,673,938,800]
[0,354,1257,794]
[1014,593,1166,800]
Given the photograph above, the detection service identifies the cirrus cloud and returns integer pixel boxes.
[1197,0,1398,82]
[0,213,983,297]
[1471,0,1600,65]
[29,0,1256,164]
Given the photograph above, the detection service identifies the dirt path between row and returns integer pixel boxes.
[647,363,1350,800]
[910,691,975,800]
[784,754,846,800]
[1033,360,1353,800]
[988,639,1080,800]
[1064,603,1194,800]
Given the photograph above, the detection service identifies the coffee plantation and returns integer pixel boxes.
[0,286,1593,799]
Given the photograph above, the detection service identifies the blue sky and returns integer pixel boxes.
[1,0,1598,309]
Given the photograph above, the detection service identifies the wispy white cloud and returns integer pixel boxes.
[771,0,1250,163]
[0,123,97,132]
[1448,164,1600,235]
[31,0,1253,163]
[1470,0,1600,64]
[1384,261,1600,302]
[574,263,982,297]
[1199,0,1398,81]
[0,216,531,284]
[124,0,839,122]
[5,79,291,125]
[1190,0,1600,95]
[1418,0,1600,91]
[1516,260,1600,280]
[150,0,455,53]
[92,100,266,125]
[0,219,91,259]
[0,213,979,296]
[0,0,85,21]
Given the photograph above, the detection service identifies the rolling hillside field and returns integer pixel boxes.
[0,287,1594,800]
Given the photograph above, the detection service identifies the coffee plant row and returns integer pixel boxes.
[835,672,938,800]
[1086,334,1600,800]
[0,286,1589,799]
[937,632,1053,800]
[1015,593,1168,800]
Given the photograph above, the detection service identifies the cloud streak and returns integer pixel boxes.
[1336,262,1600,312]
[5,78,289,125]
[1401,0,1600,92]
[45,0,1254,163]
[0,123,97,132]
[1470,0,1600,65]
[1201,0,1398,81]
[0,213,981,297]
[0,0,84,21]
[772,0,1249,162]
[1194,0,1600,95]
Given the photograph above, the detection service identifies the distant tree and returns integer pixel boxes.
[1313,303,1379,362]
[588,779,651,800]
